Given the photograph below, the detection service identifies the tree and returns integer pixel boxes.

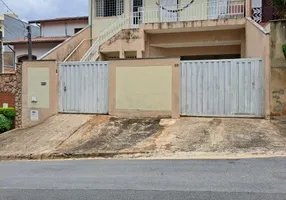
[273,0,286,18]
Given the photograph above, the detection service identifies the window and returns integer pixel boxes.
[74,28,83,34]
[96,0,124,17]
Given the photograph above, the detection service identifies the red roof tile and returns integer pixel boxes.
[29,16,88,24]
[4,36,69,45]
[4,67,15,74]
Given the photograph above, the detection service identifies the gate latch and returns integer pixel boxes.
[64,86,67,92]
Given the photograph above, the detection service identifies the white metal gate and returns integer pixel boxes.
[181,58,264,118]
[59,62,109,114]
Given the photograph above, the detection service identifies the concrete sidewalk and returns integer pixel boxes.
[0,115,286,160]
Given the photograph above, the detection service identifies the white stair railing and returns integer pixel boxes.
[80,38,99,61]
[81,14,132,61]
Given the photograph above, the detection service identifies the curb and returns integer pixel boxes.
[1,152,286,161]
[0,151,151,161]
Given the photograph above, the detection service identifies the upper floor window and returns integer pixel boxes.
[96,0,124,17]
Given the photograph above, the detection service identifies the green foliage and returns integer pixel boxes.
[0,108,15,133]
[282,43,286,59]
[273,0,286,18]
[0,108,16,120]
[273,0,286,6]
[0,114,12,133]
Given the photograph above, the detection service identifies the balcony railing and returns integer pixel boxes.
[134,0,245,24]
[81,0,245,61]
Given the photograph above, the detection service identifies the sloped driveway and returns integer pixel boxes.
[0,115,286,160]
[0,115,93,159]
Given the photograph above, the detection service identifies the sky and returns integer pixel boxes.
[0,0,88,21]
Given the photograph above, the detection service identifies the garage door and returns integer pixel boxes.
[181,58,264,118]
[59,62,109,114]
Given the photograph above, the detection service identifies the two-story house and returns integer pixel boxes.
[4,16,88,64]
[0,14,40,73]
[80,0,272,62]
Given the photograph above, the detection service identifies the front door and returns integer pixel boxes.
[160,0,178,22]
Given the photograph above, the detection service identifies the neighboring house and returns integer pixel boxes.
[4,16,88,64]
[251,0,279,24]
[81,0,275,61]
[0,14,40,73]
[0,15,3,73]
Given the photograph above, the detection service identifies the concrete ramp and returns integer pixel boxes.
[0,114,92,157]
[0,115,286,160]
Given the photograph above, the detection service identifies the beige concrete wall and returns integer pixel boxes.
[100,29,144,58]
[91,0,131,39]
[143,0,160,23]
[100,29,243,58]
[271,68,286,115]
[109,58,180,118]
[66,39,91,61]
[149,29,242,44]
[92,17,118,39]
[179,0,207,21]
[27,68,50,108]
[269,20,286,116]
[147,45,241,57]
[245,19,271,118]
[116,66,172,110]
[41,26,90,61]
[22,60,58,128]
[145,0,155,8]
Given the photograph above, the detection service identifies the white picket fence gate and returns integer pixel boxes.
[181,58,264,118]
[58,62,109,114]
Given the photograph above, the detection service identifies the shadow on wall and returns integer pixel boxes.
[272,69,286,115]
[270,20,286,116]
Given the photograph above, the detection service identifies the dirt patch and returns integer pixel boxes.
[127,118,286,155]
[271,117,286,137]
[56,117,163,153]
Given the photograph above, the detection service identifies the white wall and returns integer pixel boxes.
[14,43,60,62]
[41,20,88,37]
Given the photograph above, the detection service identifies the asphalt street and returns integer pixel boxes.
[0,158,286,199]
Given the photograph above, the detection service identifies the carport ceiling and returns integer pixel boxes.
[145,25,245,34]
[150,40,241,48]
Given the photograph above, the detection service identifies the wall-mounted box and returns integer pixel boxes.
[30,110,39,121]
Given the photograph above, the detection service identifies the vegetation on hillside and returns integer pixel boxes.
[0,108,16,133]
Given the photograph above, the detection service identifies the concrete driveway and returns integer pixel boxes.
[0,114,93,159]
[0,115,285,160]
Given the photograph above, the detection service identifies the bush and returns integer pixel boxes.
[0,108,16,120]
[273,0,286,18]
[0,114,12,133]
[282,43,286,59]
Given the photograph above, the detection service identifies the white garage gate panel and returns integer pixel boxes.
[181,58,264,118]
[59,61,109,114]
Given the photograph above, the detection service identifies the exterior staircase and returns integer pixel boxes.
[81,14,131,61]
[81,0,246,61]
